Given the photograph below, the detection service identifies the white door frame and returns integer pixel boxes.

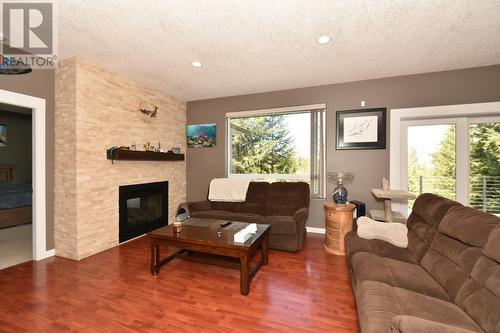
[390,101,500,215]
[401,117,469,211]
[0,89,53,260]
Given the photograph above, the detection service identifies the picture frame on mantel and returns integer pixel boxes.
[336,108,386,150]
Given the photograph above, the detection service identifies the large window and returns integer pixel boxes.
[227,105,326,198]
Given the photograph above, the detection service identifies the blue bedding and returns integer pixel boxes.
[0,181,32,209]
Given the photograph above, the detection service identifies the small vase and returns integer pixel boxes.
[333,184,348,204]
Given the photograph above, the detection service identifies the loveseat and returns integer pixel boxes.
[345,193,500,333]
[184,181,310,251]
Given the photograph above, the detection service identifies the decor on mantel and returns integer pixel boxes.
[106,148,184,162]
[336,107,386,150]
[187,123,216,148]
[370,177,415,223]
[137,101,158,123]
[328,171,355,204]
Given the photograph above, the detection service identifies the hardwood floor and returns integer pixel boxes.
[0,233,359,333]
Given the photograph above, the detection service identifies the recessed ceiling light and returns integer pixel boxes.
[191,61,202,68]
[317,35,331,45]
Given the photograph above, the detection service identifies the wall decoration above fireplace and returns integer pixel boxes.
[137,101,159,123]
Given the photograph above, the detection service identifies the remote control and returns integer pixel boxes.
[220,221,232,227]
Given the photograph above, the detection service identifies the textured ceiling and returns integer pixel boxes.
[58,0,500,101]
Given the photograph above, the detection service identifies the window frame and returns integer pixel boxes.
[225,103,326,198]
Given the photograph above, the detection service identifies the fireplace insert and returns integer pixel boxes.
[119,181,168,243]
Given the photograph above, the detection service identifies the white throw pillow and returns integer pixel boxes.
[357,216,408,248]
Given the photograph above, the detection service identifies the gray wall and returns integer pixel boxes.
[0,69,55,249]
[187,65,500,228]
[0,110,32,182]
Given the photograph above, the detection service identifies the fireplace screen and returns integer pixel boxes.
[127,194,162,226]
[119,181,168,243]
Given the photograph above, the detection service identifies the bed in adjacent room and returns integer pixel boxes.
[0,165,32,229]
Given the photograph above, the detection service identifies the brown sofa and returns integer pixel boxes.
[345,193,500,333]
[185,181,310,251]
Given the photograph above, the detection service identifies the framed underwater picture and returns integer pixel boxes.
[186,123,216,148]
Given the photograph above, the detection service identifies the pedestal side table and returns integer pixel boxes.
[324,202,355,255]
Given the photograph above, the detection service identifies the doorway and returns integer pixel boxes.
[402,117,499,214]
[390,102,500,217]
[0,105,33,269]
[0,89,49,266]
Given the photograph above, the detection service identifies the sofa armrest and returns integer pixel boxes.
[187,200,211,212]
[292,207,309,224]
[391,316,480,333]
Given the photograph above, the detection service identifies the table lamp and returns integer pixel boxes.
[328,171,355,204]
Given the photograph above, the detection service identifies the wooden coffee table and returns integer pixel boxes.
[148,218,270,295]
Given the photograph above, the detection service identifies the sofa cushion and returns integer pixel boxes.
[187,200,211,212]
[209,201,241,212]
[190,210,234,220]
[355,281,482,333]
[421,206,499,300]
[439,206,499,248]
[267,182,310,216]
[240,182,270,215]
[391,316,481,333]
[406,193,461,262]
[345,194,459,267]
[262,216,297,235]
[345,232,417,265]
[455,224,500,333]
[351,252,449,300]
[411,193,461,229]
[229,212,263,224]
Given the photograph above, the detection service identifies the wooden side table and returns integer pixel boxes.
[324,202,356,255]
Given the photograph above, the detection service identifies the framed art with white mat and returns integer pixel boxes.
[336,108,386,150]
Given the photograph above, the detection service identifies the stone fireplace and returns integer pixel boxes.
[54,57,186,260]
[119,181,168,243]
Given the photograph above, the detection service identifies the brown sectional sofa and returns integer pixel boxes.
[186,181,310,251]
[345,193,500,333]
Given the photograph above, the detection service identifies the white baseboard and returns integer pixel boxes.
[306,227,325,234]
[36,249,55,261]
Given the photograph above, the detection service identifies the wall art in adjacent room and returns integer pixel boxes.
[0,124,6,147]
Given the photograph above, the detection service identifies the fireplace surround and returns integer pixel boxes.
[119,181,168,243]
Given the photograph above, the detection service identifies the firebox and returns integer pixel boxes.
[119,181,168,243]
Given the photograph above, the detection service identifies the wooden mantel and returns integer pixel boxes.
[107,149,185,162]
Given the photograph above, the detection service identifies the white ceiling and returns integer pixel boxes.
[58,0,500,101]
